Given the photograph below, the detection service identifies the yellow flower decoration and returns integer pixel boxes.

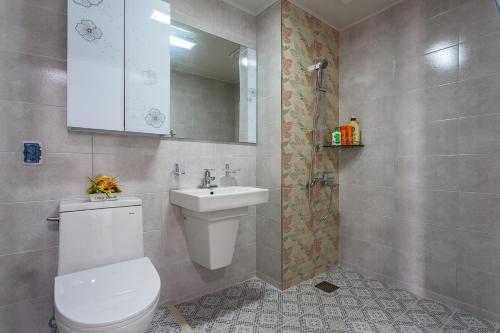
[87,175,122,197]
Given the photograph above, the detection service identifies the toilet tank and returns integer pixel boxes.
[58,197,144,275]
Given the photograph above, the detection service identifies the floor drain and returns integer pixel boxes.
[315,281,339,293]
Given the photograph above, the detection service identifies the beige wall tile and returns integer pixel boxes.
[0,248,57,307]
[0,101,91,154]
[0,201,59,255]
[0,152,91,203]
[0,50,66,106]
[0,296,54,333]
[0,0,66,59]
[340,0,500,318]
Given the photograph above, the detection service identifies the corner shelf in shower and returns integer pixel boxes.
[323,144,364,148]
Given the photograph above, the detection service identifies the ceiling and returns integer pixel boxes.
[222,0,402,30]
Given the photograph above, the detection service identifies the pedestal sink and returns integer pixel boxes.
[170,186,269,270]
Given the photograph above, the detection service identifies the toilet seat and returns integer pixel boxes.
[55,257,160,331]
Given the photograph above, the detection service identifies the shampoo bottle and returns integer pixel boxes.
[350,117,361,145]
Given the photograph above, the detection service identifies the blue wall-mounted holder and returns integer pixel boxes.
[23,141,42,165]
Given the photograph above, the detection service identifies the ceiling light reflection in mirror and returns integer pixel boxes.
[151,9,170,24]
[170,25,197,50]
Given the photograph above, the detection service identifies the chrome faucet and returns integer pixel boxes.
[199,169,218,188]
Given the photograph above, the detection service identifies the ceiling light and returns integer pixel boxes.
[151,9,170,24]
[170,35,196,49]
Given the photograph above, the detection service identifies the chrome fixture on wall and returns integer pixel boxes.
[309,172,336,188]
[306,59,335,225]
[224,163,241,176]
[199,169,218,189]
[173,162,186,176]
[308,59,329,72]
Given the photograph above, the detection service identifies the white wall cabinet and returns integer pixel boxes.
[68,0,171,135]
[125,0,170,134]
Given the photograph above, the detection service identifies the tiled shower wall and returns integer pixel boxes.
[0,0,256,332]
[281,1,340,289]
[256,1,282,289]
[340,0,500,322]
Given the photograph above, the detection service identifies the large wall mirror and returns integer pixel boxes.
[170,21,257,144]
[67,0,256,143]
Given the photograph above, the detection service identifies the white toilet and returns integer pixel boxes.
[54,197,161,333]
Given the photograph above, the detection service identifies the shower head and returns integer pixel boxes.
[308,59,329,71]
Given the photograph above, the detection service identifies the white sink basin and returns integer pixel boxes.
[170,186,269,212]
[170,186,269,270]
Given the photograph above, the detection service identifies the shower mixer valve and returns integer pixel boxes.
[320,172,336,187]
[307,172,336,189]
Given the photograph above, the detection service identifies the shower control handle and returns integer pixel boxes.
[320,172,335,187]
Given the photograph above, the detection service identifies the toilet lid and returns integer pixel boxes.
[55,257,160,328]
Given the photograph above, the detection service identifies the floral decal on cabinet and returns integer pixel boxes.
[72,0,103,8]
[281,0,340,290]
[145,108,166,128]
[75,20,103,42]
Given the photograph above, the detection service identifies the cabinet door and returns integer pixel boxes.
[125,0,171,135]
[67,0,124,131]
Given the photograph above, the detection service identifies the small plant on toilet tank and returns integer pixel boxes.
[86,175,122,201]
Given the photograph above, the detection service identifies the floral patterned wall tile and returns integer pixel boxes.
[281,0,340,290]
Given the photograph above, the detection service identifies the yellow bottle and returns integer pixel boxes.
[350,117,361,145]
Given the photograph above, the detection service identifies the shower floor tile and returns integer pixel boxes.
[147,267,499,333]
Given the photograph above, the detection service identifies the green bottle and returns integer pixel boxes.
[332,127,341,146]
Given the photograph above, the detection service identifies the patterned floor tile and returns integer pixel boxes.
[385,288,419,306]
[362,307,396,325]
[207,310,284,333]
[342,318,388,333]
[321,304,393,332]
[313,267,364,289]
[283,280,325,312]
[363,279,390,290]
[276,317,325,332]
[372,296,408,318]
[319,301,350,320]
[390,298,454,332]
[351,287,379,300]
[336,293,371,309]
[386,320,441,333]
[146,307,183,333]
[442,312,498,333]
[301,312,335,331]
[147,267,499,333]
